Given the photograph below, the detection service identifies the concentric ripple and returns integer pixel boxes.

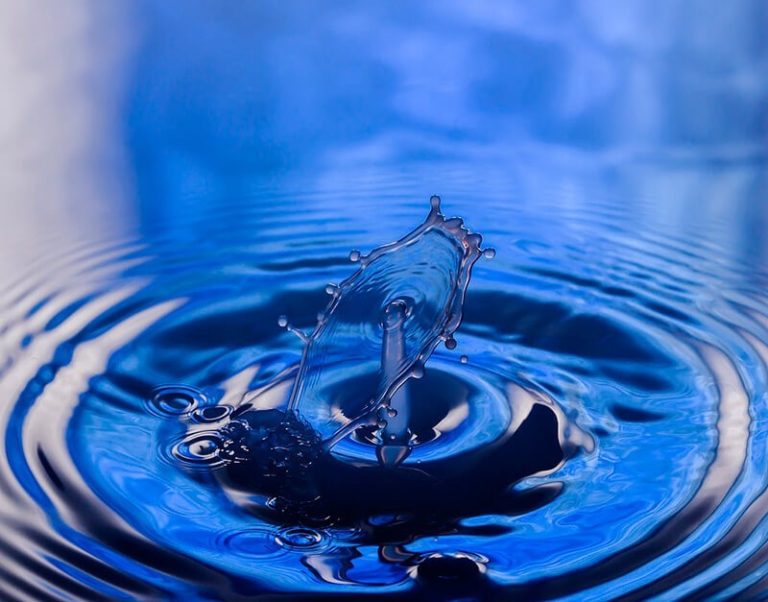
[2,188,768,600]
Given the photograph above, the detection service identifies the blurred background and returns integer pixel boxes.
[1,0,766,276]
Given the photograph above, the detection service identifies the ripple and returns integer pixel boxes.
[170,432,225,468]
[1,192,767,599]
[146,385,205,417]
[275,526,328,551]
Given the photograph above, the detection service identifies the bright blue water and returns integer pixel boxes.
[1,2,768,600]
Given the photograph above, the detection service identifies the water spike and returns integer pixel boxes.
[378,299,412,465]
[429,195,441,210]
[376,443,411,468]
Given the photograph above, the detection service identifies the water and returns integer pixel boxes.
[286,196,485,452]
[1,2,768,600]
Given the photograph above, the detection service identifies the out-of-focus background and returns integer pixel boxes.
[1,1,766,273]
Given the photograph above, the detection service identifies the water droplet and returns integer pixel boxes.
[277,315,288,328]
[377,419,387,429]
[349,249,361,262]
[411,364,425,378]
[460,355,469,364]
[483,248,496,259]
[387,408,398,418]
[445,337,457,350]
[147,385,203,417]
[382,298,409,328]
[325,283,338,295]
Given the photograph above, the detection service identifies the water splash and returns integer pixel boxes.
[283,195,488,462]
[158,198,583,524]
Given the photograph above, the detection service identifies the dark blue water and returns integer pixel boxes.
[1,2,768,600]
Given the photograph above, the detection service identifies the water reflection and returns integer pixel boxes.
[0,2,136,282]
[124,1,767,269]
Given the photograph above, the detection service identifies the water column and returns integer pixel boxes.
[377,299,413,467]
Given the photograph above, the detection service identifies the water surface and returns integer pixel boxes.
[1,2,767,600]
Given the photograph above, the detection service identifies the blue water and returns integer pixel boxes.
[1,2,768,600]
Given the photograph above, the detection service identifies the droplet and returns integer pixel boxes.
[377,419,387,429]
[325,283,338,295]
[460,355,469,364]
[349,250,361,262]
[277,315,288,328]
[411,364,425,378]
[483,248,496,259]
[387,408,398,418]
[445,337,457,350]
